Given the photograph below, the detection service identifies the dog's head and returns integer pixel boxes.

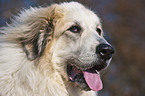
[51,2,114,91]
[18,2,114,91]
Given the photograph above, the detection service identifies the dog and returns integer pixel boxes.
[0,2,114,96]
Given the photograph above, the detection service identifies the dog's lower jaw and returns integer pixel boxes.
[66,83,97,96]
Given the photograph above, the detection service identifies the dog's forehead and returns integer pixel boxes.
[53,2,102,37]
[60,2,101,26]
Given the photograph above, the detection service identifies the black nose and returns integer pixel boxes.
[96,44,114,60]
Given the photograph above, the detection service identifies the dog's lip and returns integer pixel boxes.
[67,64,103,91]
[65,55,107,71]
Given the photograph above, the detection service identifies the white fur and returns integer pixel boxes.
[0,2,101,96]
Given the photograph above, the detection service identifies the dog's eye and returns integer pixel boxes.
[68,25,81,33]
[96,28,102,35]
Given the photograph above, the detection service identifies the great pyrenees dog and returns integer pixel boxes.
[0,2,114,96]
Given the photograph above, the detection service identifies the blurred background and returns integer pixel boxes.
[0,0,145,96]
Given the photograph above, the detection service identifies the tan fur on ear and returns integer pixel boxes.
[22,5,65,60]
[2,4,65,60]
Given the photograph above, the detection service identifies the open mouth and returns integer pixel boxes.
[67,64,103,91]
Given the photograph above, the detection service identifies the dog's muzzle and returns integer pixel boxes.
[66,43,114,91]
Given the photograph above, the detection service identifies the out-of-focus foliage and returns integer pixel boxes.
[0,0,145,96]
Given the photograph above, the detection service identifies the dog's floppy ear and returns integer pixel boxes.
[20,5,62,60]
[21,19,54,60]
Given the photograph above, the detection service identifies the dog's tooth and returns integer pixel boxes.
[40,30,44,32]
[45,21,49,24]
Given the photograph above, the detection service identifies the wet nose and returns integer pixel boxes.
[96,44,114,60]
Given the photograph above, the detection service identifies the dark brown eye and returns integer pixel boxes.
[68,25,81,33]
[96,28,102,35]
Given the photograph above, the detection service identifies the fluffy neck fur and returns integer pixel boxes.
[0,41,96,96]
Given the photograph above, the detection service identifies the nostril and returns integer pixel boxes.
[100,48,108,55]
[96,44,114,60]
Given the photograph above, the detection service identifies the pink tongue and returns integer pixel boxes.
[83,70,103,91]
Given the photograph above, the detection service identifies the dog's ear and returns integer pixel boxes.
[21,19,54,60]
[21,5,63,60]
